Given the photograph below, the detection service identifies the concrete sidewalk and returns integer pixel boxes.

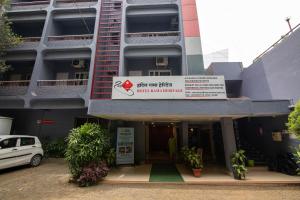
[1,159,300,200]
[104,163,300,185]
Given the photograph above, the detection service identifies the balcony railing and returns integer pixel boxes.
[0,80,30,96]
[10,37,41,50]
[11,1,50,6]
[127,0,177,4]
[125,31,181,44]
[23,37,41,42]
[0,80,30,87]
[54,0,98,8]
[36,79,88,96]
[37,79,88,86]
[10,1,50,10]
[56,0,97,3]
[48,34,93,42]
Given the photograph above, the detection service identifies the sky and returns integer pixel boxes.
[196,0,300,67]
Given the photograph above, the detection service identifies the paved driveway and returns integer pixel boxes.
[0,159,299,200]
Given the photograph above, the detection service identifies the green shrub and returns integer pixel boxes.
[287,101,300,139]
[77,162,109,187]
[181,146,203,169]
[181,146,193,164]
[44,139,67,158]
[231,150,247,180]
[65,123,111,181]
[293,145,300,175]
[188,151,203,169]
[105,148,116,167]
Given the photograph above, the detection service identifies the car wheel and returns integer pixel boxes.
[30,155,42,167]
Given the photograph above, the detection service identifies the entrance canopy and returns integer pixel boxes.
[88,99,290,121]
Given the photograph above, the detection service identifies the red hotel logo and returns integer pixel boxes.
[114,80,135,96]
[122,80,133,91]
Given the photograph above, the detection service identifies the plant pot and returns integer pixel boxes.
[247,160,255,167]
[233,171,242,180]
[192,168,202,177]
[233,170,245,180]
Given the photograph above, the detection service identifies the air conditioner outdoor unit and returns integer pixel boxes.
[156,57,168,68]
[72,59,85,69]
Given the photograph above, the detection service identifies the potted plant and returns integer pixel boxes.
[231,150,247,180]
[181,146,193,165]
[188,150,203,177]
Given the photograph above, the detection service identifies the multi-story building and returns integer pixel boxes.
[0,0,299,170]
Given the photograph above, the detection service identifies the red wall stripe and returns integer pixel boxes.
[181,0,200,37]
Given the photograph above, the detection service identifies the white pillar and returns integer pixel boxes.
[221,118,237,171]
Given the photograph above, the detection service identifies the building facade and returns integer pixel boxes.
[0,0,299,170]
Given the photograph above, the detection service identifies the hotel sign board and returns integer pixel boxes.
[116,128,135,165]
[112,76,227,100]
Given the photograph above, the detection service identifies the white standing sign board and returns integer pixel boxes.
[112,76,227,99]
[116,128,134,165]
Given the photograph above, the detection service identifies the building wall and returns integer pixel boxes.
[237,116,300,159]
[0,109,88,141]
[242,27,300,103]
[2,0,100,108]
[206,62,243,81]
[241,60,273,100]
[181,0,204,74]
[126,121,146,163]
[119,0,187,76]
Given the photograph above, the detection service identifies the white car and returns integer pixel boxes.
[0,135,44,170]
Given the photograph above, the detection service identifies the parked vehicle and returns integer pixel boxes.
[0,135,44,170]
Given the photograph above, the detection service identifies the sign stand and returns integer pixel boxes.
[116,127,135,165]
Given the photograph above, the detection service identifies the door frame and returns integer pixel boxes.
[145,122,178,163]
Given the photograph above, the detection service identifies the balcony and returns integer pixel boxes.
[0,81,30,96]
[9,0,50,11]
[126,12,180,45]
[9,19,44,50]
[35,57,90,98]
[47,34,93,47]
[6,10,47,22]
[35,79,88,96]
[12,37,41,50]
[125,56,182,76]
[0,60,34,96]
[54,0,98,8]
[5,50,37,62]
[127,0,177,4]
[126,4,178,16]
[46,12,96,47]
[126,31,180,44]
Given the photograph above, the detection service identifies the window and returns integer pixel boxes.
[56,72,69,80]
[20,137,35,146]
[149,70,172,76]
[129,71,142,76]
[75,72,89,80]
[75,72,89,85]
[0,138,18,149]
